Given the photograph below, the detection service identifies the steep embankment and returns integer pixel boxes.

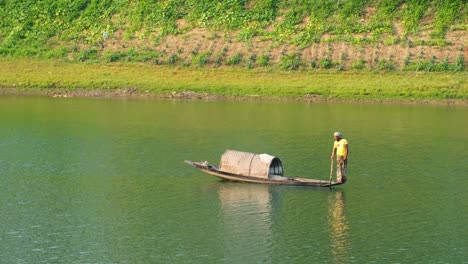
[0,1,466,103]
[0,0,466,70]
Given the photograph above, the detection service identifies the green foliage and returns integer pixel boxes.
[226,52,242,65]
[0,0,464,69]
[294,28,322,48]
[404,55,465,72]
[186,0,278,30]
[454,55,465,71]
[384,36,400,46]
[377,59,395,71]
[318,58,333,69]
[401,0,430,34]
[245,54,256,69]
[212,51,225,67]
[139,51,163,64]
[375,0,405,20]
[237,26,262,42]
[351,59,367,70]
[166,53,179,65]
[436,57,451,72]
[279,53,302,70]
[42,46,70,59]
[106,51,123,63]
[77,48,98,62]
[105,50,162,64]
[432,0,464,38]
[309,60,317,68]
[192,51,211,67]
[256,54,270,67]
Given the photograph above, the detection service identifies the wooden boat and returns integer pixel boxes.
[185,150,344,187]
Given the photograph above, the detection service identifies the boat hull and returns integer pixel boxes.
[185,160,343,187]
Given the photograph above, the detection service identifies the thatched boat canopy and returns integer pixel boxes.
[219,150,284,179]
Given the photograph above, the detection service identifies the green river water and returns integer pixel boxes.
[0,96,467,263]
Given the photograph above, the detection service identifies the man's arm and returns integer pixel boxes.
[331,146,336,160]
[344,144,349,160]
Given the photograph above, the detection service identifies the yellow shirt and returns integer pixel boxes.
[334,139,348,156]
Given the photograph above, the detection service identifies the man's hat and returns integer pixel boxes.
[334,132,343,138]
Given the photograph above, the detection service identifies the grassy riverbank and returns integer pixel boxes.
[0,1,466,71]
[1,59,466,103]
[1,1,466,104]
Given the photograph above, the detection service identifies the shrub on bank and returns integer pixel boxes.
[318,58,334,69]
[77,48,98,62]
[256,54,270,67]
[69,47,465,73]
[404,55,465,72]
[192,52,212,67]
[351,59,367,70]
[226,53,242,65]
[280,53,302,70]
[165,54,179,65]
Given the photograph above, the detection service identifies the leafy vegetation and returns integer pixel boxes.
[280,53,302,70]
[0,0,465,72]
[192,51,211,67]
[226,52,243,65]
[256,54,270,67]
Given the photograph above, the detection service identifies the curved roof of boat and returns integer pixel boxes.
[219,150,283,179]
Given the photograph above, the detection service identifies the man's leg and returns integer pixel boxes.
[341,159,347,183]
[337,156,343,183]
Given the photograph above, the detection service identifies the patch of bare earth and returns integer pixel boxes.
[95,18,465,69]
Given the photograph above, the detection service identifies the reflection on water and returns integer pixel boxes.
[217,182,350,263]
[217,183,273,263]
[1,97,466,263]
[328,190,349,264]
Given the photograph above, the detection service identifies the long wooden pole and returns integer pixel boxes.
[329,158,334,190]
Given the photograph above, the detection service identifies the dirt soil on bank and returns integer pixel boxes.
[101,22,467,69]
[2,87,466,106]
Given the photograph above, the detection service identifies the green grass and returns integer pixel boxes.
[0,1,465,103]
[1,59,466,101]
[0,0,465,60]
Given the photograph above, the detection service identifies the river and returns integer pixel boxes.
[0,96,467,263]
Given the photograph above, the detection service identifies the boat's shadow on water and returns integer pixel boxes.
[211,181,350,263]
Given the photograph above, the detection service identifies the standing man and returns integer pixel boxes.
[331,132,349,183]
